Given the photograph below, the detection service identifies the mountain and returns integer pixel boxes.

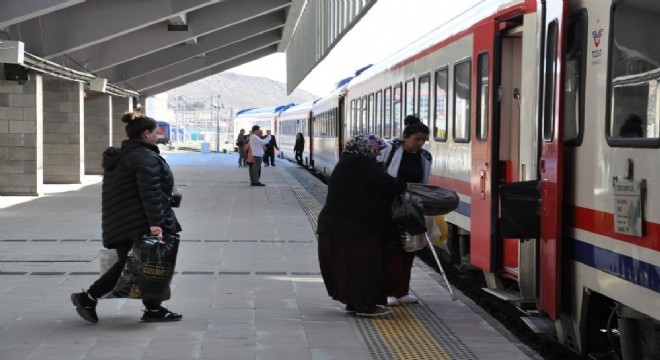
[167,72,321,113]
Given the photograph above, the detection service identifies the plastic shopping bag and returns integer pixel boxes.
[112,234,180,301]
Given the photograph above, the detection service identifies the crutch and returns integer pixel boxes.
[424,232,457,301]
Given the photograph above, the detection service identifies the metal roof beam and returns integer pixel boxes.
[6,0,220,58]
[140,46,277,98]
[0,0,84,28]
[126,32,281,92]
[98,12,285,83]
[58,0,290,73]
[286,0,376,93]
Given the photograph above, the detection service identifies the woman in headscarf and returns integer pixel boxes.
[317,134,407,317]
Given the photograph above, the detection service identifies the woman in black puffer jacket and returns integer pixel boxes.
[71,112,182,324]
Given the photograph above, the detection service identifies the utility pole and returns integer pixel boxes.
[216,94,221,153]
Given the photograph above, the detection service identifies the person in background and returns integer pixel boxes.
[294,132,305,166]
[317,134,407,317]
[249,125,271,186]
[236,128,248,167]
[619,113,644,138]
[379,115,432,307]
[245,131,256,182]
[263,129,279,167]
[70,112,182,323]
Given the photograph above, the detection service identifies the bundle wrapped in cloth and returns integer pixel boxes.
[406,183,459,216]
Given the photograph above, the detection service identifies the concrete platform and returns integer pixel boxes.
[0,151,542,360]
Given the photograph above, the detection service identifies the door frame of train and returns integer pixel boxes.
[470,19,499,272]
[538,0,567,320]
[337,95,345,155]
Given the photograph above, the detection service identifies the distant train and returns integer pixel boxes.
[234,1,660,358]
[156,121,170,144]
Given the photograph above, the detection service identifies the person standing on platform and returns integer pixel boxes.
[263,129,279,166]
[317,134,407,317]
[236,128,248,167]
[294,132,305,165]
[70,112,183,323]
[379,115,432,306]
[249,125,271,186]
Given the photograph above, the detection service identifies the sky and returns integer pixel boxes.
[227,0,481,97]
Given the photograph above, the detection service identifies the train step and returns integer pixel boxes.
[481,287,524,302]
[520,316,556,334]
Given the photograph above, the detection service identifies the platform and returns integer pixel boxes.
[0,151,541,360]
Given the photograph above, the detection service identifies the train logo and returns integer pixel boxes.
[592,27,603,47]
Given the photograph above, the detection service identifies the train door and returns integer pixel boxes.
[538,0,567,320]
[470,19,497,273]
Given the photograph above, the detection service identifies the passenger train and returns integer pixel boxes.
[235,0,660,358]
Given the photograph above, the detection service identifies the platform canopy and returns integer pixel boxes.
[0,0,375,97]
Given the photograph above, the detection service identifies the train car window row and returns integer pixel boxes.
[607,1,660,148]
[418,73,431,127]
[434,67,449,141]
[405,78,415,119]
[477,52,489,141]
[393,84,403,138]
[454,58,472,143]
[383,87,392,139]
[313,110,338,138]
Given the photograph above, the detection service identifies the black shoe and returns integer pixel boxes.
[71,290,98,323]
[141,307,182,322]
[345,304,357,313]
[271,164,276,166]
[250,182,266,186]
[355,305,391,317]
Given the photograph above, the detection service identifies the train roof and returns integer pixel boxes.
[350,0,525,86]
[235,103,296,117]
[281,100,318,114]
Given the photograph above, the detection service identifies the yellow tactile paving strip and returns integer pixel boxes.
[373,306,451,360]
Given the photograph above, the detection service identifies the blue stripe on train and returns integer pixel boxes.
[572,239,660,293]
[454,201,470,217]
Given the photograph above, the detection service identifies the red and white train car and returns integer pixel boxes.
[339,0,660,358]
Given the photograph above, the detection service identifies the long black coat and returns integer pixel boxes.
[317,152,406,305]
[101,139,181,248]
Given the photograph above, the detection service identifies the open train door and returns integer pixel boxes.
[470,18,498,272]
[538,0,567,320]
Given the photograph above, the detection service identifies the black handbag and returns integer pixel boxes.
[391,193,427,235]
[169,185,182,207]
[406,183,459,215]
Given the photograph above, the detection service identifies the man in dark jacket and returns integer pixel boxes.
[263,129,279,166]
[236,129,248,166]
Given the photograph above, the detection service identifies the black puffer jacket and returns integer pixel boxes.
[101,139,181,248]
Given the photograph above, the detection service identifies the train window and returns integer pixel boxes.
[476,52,489,141]
[368,93,375,133]
[607,0,660,147]
[434,67,448,141]
[383,87,392,139]
[375,90,383,137]
[405,79,415,118]
[454,59,471,142]
[418,74,431,126]
[350,100,356,137]
[542,21,558,142]
[393,84,402,138]
[361,96,368,134]
[564,11,586,146]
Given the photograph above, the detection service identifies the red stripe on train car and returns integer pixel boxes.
[573,205,660,253]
